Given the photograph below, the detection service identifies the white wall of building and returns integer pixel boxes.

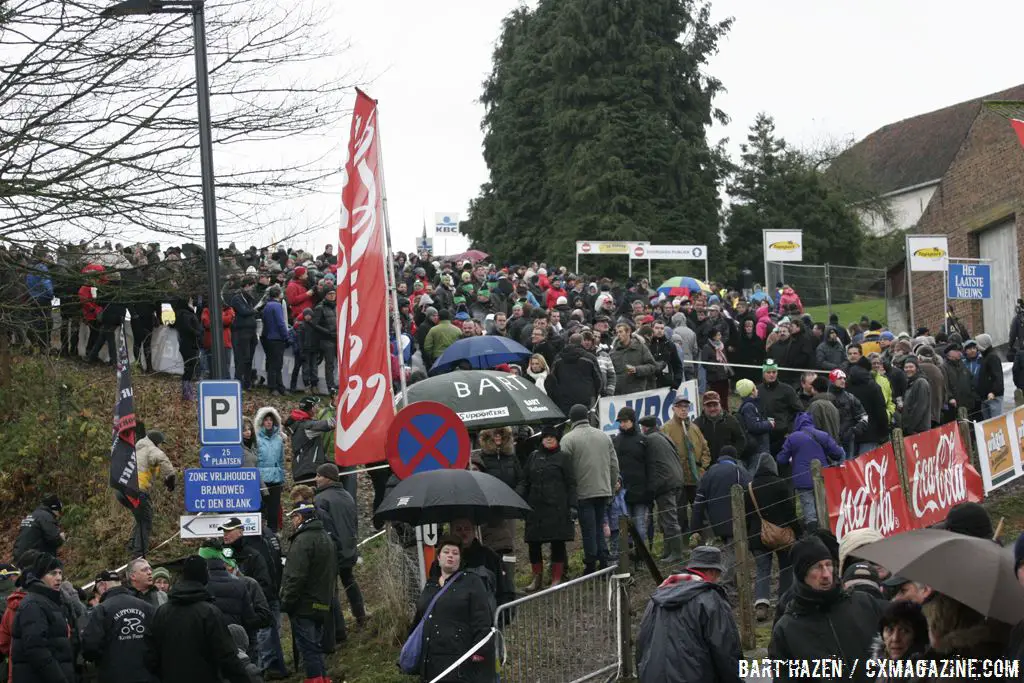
[859,183,939,235]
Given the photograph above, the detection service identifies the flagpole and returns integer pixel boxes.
[373,100,409,407]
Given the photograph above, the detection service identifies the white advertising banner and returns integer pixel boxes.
[630,244,707,260]
[763,230,803,262]
[597,380,700,435]
[576,240,648,255]
[906,235,949,272]
[434,212,460,235]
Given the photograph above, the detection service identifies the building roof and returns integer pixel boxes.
[828,83,1024,196]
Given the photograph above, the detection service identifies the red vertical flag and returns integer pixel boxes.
[335,90,396,466]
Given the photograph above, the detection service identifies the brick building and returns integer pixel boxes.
[832,84,1024,344]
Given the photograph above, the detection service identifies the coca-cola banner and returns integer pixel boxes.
[823,443,914,541]
[974,407,1024,493]
[335,90,397,466]
[903,422,984,527]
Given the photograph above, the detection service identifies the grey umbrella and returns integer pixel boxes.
[395,369,565,429]
[855,528,1024,624]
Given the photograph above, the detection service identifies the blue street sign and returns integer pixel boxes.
[948,263,992,300]
[184,468,261,513]
[200,445,244,468]
[198,380,243,445]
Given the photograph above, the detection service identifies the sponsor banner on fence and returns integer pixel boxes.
[975,406,1024,493]
[824,443,913,541]
[597,380,700,434]
[906,235,948,272]
[763,230,803,262]
[902,422,984,528]
[575,241,648,256]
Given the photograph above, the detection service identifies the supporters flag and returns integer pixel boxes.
[982,101,1024,148]
[335,89,396,466]
[109,325,141,505]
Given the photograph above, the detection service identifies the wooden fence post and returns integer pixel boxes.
[617,515,633,680]
[731,484,756,651]
[811,459,828,531]
[890,428,911,497]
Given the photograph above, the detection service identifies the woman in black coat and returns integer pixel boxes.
[516,426,577,592]
[745,453,801,622]
[411,536,495,683]
[172,298,202,400]
[10,554,75,683]
[731,318,766,384]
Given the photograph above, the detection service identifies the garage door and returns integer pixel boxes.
[979,220,1020,347]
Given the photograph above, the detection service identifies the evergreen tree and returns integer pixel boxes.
[464,0,731,273]
[723,114,863,287]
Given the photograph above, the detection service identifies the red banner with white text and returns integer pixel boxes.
[824,443,914,541]
[335,90,396,466]
[902,422,984,528]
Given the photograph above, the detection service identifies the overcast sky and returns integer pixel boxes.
[293,0,1024,257]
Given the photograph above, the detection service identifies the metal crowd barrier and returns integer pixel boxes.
[492,565,623,683]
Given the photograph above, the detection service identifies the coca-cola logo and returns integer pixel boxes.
[911,430,967,518]
[835,455,897,539]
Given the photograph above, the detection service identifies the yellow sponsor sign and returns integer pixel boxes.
[913,247,946,259]
[768,240,800,251]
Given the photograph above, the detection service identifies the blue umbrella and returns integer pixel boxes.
[429,336,532,375]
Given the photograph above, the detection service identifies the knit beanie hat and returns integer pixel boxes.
[838,527,883,574]
[30,553,62,579]
[617,406,636,422]
[735,379,755,398]
[791,537,833,583]
[569,404,589,423]
[182,555,209,584]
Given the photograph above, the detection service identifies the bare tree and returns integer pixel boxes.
[0,0,355,248]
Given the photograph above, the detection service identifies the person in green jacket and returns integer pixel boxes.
[423,310,462,367]
[867,353,896,423]
[281,504,337,683]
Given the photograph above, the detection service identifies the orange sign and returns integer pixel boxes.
[982,417,1014,481]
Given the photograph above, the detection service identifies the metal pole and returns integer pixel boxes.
[905,236,915,333]
[575,250,579,275]
[825,263,832,319]
[192,4,224,380]
[628,256,632,279]
[704,257,709,284]
[762,230,769,291]
[647,258,651,283]
[373,103,408,406]
[942,267,948,335]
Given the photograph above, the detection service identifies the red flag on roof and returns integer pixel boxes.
[1010,119,1024,148]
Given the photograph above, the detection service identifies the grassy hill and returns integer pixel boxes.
[804,297,887,327]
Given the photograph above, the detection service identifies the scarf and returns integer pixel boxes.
[712,339,728,365]
[676,418,700,483]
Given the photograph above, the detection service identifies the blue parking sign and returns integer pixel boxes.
[198,381,242,445]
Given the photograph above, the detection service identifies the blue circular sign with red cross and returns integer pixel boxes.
[386,401,471,480]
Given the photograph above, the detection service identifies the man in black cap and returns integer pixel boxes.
[770,536,883,681]
[314,463,366,641]
[12,494,65,560]
[220,519,274,607]
[636,546,741,682]
[612,406,655,547]
[883,575,933,604]
[280,504,336,683]
[81,569,156,683]
[638,415,685,564]
[561,404,619,573]
[284,395,335,485]
[145,555,249,683]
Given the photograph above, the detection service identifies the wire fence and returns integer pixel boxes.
[766,262,888,318]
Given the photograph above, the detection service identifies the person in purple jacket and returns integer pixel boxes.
[261,285,290,396]
[776,412,845,531]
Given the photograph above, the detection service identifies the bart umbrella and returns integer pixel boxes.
[373,469,530,526]
[657,276,711,295]
[395,370,565,429]
[430,336,531,375]
[855,529,1024,624]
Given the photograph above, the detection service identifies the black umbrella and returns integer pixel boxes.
[396,369,565,429]
[373,469,531,526]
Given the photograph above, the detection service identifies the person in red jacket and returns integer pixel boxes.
[78,264,106,359]
[201,303,235,378]
[545,278,568,310]
[285,267,313,323]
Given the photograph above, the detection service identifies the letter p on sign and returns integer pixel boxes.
[198,381,243,445]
